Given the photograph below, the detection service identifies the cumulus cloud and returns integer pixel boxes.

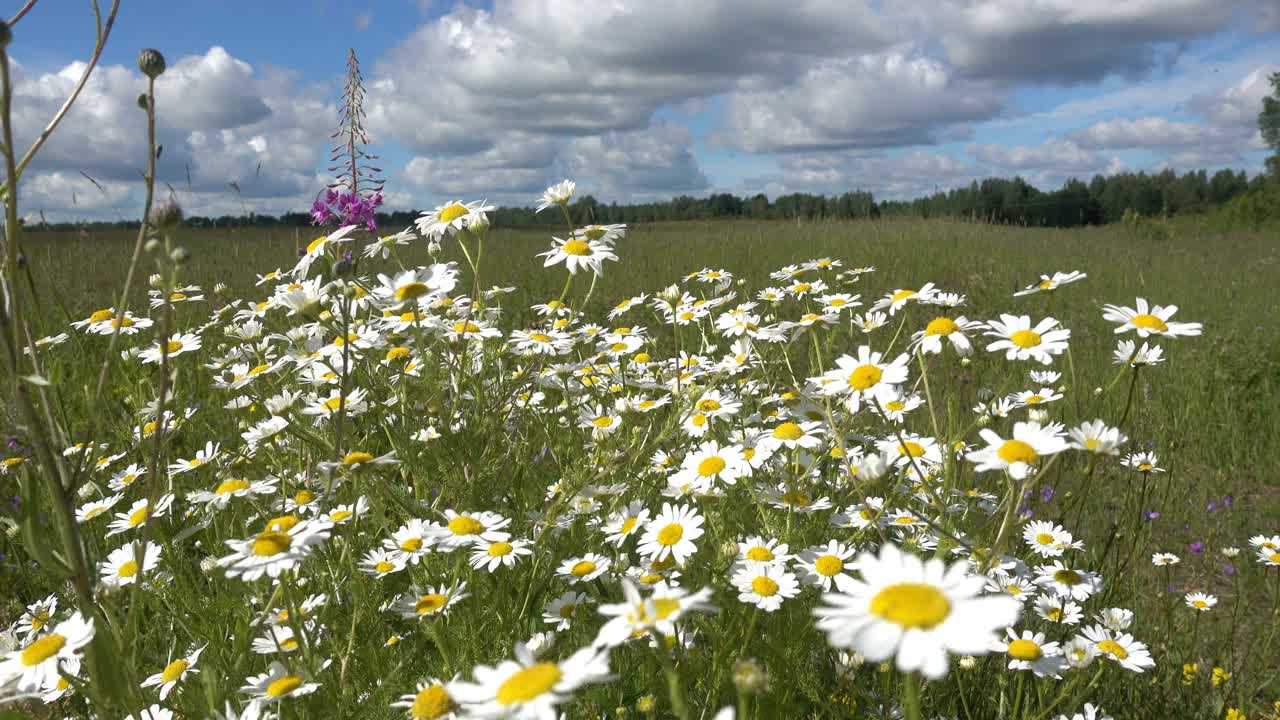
[12,47,332,219]
[920,0,1273,84]
[767,150,981,200]
[564,122,709,197]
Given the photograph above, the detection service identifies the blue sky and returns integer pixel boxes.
[9,0,1278,220]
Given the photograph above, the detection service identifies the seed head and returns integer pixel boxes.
[138,48,166,78]
[148,197,184,231]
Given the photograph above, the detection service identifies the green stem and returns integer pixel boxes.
[901,672,923,720]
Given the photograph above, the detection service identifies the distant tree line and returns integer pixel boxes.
[28,168,1272,233]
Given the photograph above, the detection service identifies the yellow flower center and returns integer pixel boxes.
[885,400,906,411]
[891,289,915,303]
[293,490,315,505]
[1008,639,1043,661]
[166,340,184,354]
[1192,600,1207,608]
[117,560,139,578]
[696,398,722,413]
[266,675,304,697]
[160,659,189,683]
[1053,569,1082,585]
[848,364,882,391]
[452,321,481,334]
[656,524,684,546]
[570,560,597,577]
[745,546,774,562]
[113,316,135,328]
[697,456,726,477]
[1025,395,1044,404]
[1130,313,1169,332]
[252,530,293,557]
[330,510,353,522]
[815,555,844,576]
[386,347,412,362]
[562,240,591,256]
[343,451,374,466]
[396,282,430,302]
[416,594,448,614]
[781,490,811,506]
[925,317,958,336]
[1035,533,1054,545]
[620,517,638,534]
[1097,639,1129,660]
[169,292,187,301]
[869,583,951,629]
[592,416,615,429]
[128,506,150,527]
[772,422,804,441]
[306,236,327,254]
[265,514,300,532]
[1084,438,1100,450]
[438,204,468,223]
[322,396,345,412]
[1010,330,1042,348]
[998,439,1038,465]
[488,541,514,557]
[792,283,812,293]
[215,479,250,495]
[751,576,780,597]
[448,516,484,536]
[88,309,114,323]
[375,561,396,573]
[899,441,926,458]
[410,684,456,719]
[496,662,562,705]
[21,634,66,666]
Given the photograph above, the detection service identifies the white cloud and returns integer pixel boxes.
[564,122,709,198]
[763,150,981,200]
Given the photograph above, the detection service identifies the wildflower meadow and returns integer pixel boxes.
[2,18,1280,720]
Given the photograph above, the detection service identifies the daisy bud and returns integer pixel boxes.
[170,246,191,265]
[148,197,184,231]
[960,357,971,367]
[977,414,991,427]
[199,556,221,576]
[733,658,769,695]
[636,695,657,714]
[427,240,442,257]
[138,48,167,78]
[136,93,150,111]
[958,655,977,670]
[659,284,681,302]
[877,662,892,674]
[76,483,96,500]
[214,283,229,296]
[1221,547,1240,558]
[720,541,740,560]
[1093,387,1104,396]
[148,273,163,288]
[145,238,161,253]
[5,523,20,540]
[1028,409,1049,423]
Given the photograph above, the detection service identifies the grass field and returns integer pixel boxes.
[4,215,1280,719]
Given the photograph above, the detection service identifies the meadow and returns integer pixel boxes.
[2,208,1279,720]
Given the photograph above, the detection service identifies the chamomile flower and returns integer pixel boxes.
[140,333,203,364]
[796,541,859,592]
[1113,339,1164,367]
[1013,271,1086,296]
[1068,420,1127,455]
[471,537,533,572]
[994,629,1066,678]
[0,612,94,692]
[1185,592,1217,611]
[218,519,330,581]
[141,645,204,700]
[416,200,493,239]
[241,661,321,704]
[1122,451,1164,473]
[1033,562,1102,601]
[1102,298,1202,338]
[14,596,57,640]
[759,419,824,453]
[601,502,650,547]
[911,316,982,356]
[535,180,575,212]
[393,677,460,720]
[1053,704,1112,720]
[451,641,610,718]
[99,542,163,589]
[966,422,1067,480]
[1022,521,1077,558]
[733,563,800,612]
[395,582,470,620]
[1079,625,1155,672]
[595,580,716,647]
[813,543,1021,679]
[559,553,611,584]
[873,283,937,314]
[540,236,618,276]
[386,520,435,564]
[812,346,910,410]
[107,494,175,536]
[435,510,511,550]
[76,493,123,523]
[1034,595,1083,625]
[543,591,592,632]
[984,315,1070,365]
[672,440,747,488]
[637,503,705,564]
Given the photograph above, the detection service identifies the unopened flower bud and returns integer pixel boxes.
[199,556,221,576]
[148,273,163,288]
[169,246,190,265]
[5,522,19,540]
[960,357,971,367]
[136,93,150,111]
[732,657,769,695]
[427,240,442,257]
[1027,408,1049,424]
[959,655,977,670]
[76,483,97,500]
[1093,387,1103,396]
[214,282,229,295]
[635,695,657,714]
[138,48,166,78]
[148,197,183,231]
